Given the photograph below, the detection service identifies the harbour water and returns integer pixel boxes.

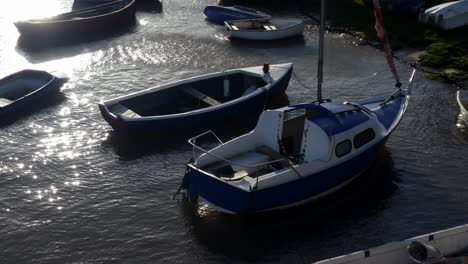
[0,0,467,263]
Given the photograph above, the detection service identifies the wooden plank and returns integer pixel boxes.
[0,97,13,107]
[110,103,140,118]
[182,87,221,106]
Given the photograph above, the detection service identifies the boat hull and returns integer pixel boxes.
[0,70,65,119]
[204,6,270,25]
[14,0,136,38]
[314,223,468,264]
[185,138,386,214]
[98,65,293,135]
[99,90,268,135]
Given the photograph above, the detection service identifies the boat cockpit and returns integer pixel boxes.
[193,101,378,182]
[111,72,267,118]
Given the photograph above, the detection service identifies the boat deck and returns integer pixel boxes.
[203,145,294,181]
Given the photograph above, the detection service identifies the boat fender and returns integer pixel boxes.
[407,241,446,264]
[224,76,230,98]
[263,63,269,74]
[262,63,273,84]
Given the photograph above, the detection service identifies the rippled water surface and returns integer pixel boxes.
[1,0,468,263]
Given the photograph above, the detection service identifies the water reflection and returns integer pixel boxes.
[182,147,398,259]
[228,34,307,49]
[0,1,64,22]
[102,131,189,161]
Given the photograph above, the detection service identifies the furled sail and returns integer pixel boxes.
[373,0,401,87]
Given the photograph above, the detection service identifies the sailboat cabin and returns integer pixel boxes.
[194,100,384,186]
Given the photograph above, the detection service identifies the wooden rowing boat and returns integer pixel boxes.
[14,0,136,39]
[0,70,67,119]
[98,63,293,135]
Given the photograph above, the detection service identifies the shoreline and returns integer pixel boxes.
[301,0,468,88]
[226,0,467,88]
[302,10,466,89]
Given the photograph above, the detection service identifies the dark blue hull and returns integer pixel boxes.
[0,70,64,119]
[185,137,387,214]
[99,67,292,136]
[204,6,270,25]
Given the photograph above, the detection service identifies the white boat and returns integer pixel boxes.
[224,18,305,40]
[457,90,468,123]
[418,0,468,30]
[314,223,468,264]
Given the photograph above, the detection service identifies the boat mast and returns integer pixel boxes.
[317,0,326,103]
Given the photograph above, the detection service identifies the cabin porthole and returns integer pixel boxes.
[353,128,376,149]
[335,140,352,158]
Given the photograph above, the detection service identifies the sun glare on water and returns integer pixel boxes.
[0,0,63,22]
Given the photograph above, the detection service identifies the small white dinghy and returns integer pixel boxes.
[457,90,468,124]
[418,0,468,30]
[225,18,305,40]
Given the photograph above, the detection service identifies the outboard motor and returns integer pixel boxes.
[407,241,447,264]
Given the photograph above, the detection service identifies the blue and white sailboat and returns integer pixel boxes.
[179,0,416,214]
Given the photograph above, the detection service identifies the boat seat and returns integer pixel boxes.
[182,87,221,106]
[256,145,294,167]
[231,25,239,30]
[110,103,141,118]
[0,97,13,107]
[263,25,277,31]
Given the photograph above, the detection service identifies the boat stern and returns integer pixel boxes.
[98,103,127,131]
[182,164,252,214]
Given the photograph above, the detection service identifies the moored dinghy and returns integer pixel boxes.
[203,5,271,25]
[14,0,136,38]
[0,70,68,119]
[98,63,293,135]
[225,18,305,40]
